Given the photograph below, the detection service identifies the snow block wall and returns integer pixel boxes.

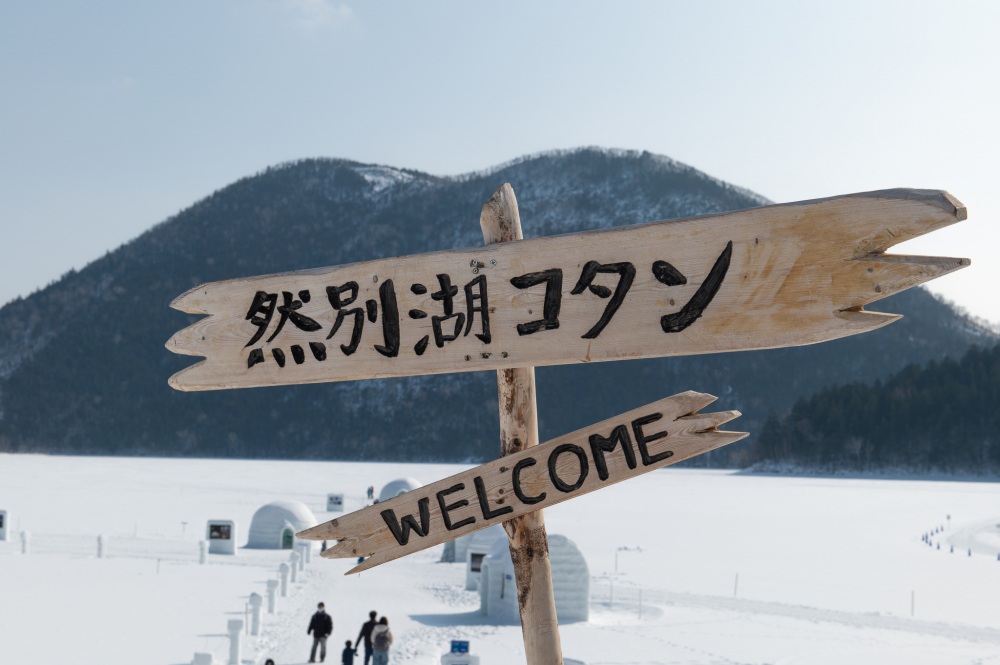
[245,501,317,549]
[479,533,590,623]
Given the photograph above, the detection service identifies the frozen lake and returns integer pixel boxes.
[1,454,998,664]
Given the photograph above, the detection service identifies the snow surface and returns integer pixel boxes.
[2,454,999,665]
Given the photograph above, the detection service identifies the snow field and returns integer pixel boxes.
[2,454,1000,664]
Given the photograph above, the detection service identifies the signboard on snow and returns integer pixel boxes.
[166,189,968,391]
[297,391,746,573]
[326,493,345,512]
[207,520,237,555]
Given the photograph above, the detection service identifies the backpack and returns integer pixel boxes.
[373,629,390,650]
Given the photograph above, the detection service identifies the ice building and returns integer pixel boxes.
[441,523,506,564]
[479,533,589,623]
[246,500,318,549]
[378,477,422,502]
[461,525,507,589]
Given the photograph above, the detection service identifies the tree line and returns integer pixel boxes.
[749,343,1000,474]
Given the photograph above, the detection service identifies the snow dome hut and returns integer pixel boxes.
[464,525,506,590]
[246,501,318,549]
[378,477,422,502]
[442,523,505,564]
[480,534,589,623]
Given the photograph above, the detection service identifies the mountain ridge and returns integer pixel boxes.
[0,147,991,463]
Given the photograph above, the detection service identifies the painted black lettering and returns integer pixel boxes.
[512,458,546,504]
[660,241,732,333]
[290,344,305,364]
[589,424,637,481]
[244,291,278,347]
[269,290,322,342]
[247,348,265,368]
[380,498,431,546]
[271,348,286,368]
[474,476,513,520]
[325,282,364,355]
[436,483,475,531]
[548,443,589,492]
[652,260,687,286]
[510,269,563,335]
[374,279,400,358]
[309,342,327,361]
[632,412,672,465]
[570,261,636,339]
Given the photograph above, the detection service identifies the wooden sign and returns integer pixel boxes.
[166,189,968,391]
[296,390,746,573]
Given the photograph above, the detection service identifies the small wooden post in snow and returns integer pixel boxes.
[481,183,563,665]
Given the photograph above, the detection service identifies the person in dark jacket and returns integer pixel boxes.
[354,610,378,665]
[342,640,355,665]
[308,602,334,663]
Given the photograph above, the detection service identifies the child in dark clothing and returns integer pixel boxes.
[342,640,355,665]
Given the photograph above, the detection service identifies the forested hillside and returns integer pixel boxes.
[750,343,1000,474]
[0,148,992,463]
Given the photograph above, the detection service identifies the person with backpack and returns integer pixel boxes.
[370,617,393,665]
[307,602,334,663]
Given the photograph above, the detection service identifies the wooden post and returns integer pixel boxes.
[481,183,563,665]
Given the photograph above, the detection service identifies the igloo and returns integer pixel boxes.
[463,525,506,590]
[442,523,505,563]
[378,477,422,502]
[246,501,317,549]
[479,533,589,623]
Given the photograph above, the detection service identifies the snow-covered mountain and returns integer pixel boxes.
[0,148,990,462]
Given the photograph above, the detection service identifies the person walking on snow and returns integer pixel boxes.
[342,640,356,665]
[308,602,334,663]
[355,610,378,665]
[370,617,393,665]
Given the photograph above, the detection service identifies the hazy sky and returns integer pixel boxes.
[2,1,998,325]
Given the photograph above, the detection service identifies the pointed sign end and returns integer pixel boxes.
[169,284,213,315]
[297,521,338,541]
[167,362,211,392]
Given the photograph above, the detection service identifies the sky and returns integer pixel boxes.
[2,1,998,325]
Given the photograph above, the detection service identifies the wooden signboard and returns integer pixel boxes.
[167,189,968,391]
[297,390,745,573]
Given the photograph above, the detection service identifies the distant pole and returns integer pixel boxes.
[481,183,563,665]
[734,573,739,598]
[279,563,290,597]
[266,579,278,614]
[911,590,915,617]
[20,530,29,555]
[248,593,263,636]
[227,619,243,665]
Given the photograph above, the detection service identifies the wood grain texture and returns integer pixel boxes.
[481,183,562,665]
[296,390,746,573]
[166,189,969,391]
